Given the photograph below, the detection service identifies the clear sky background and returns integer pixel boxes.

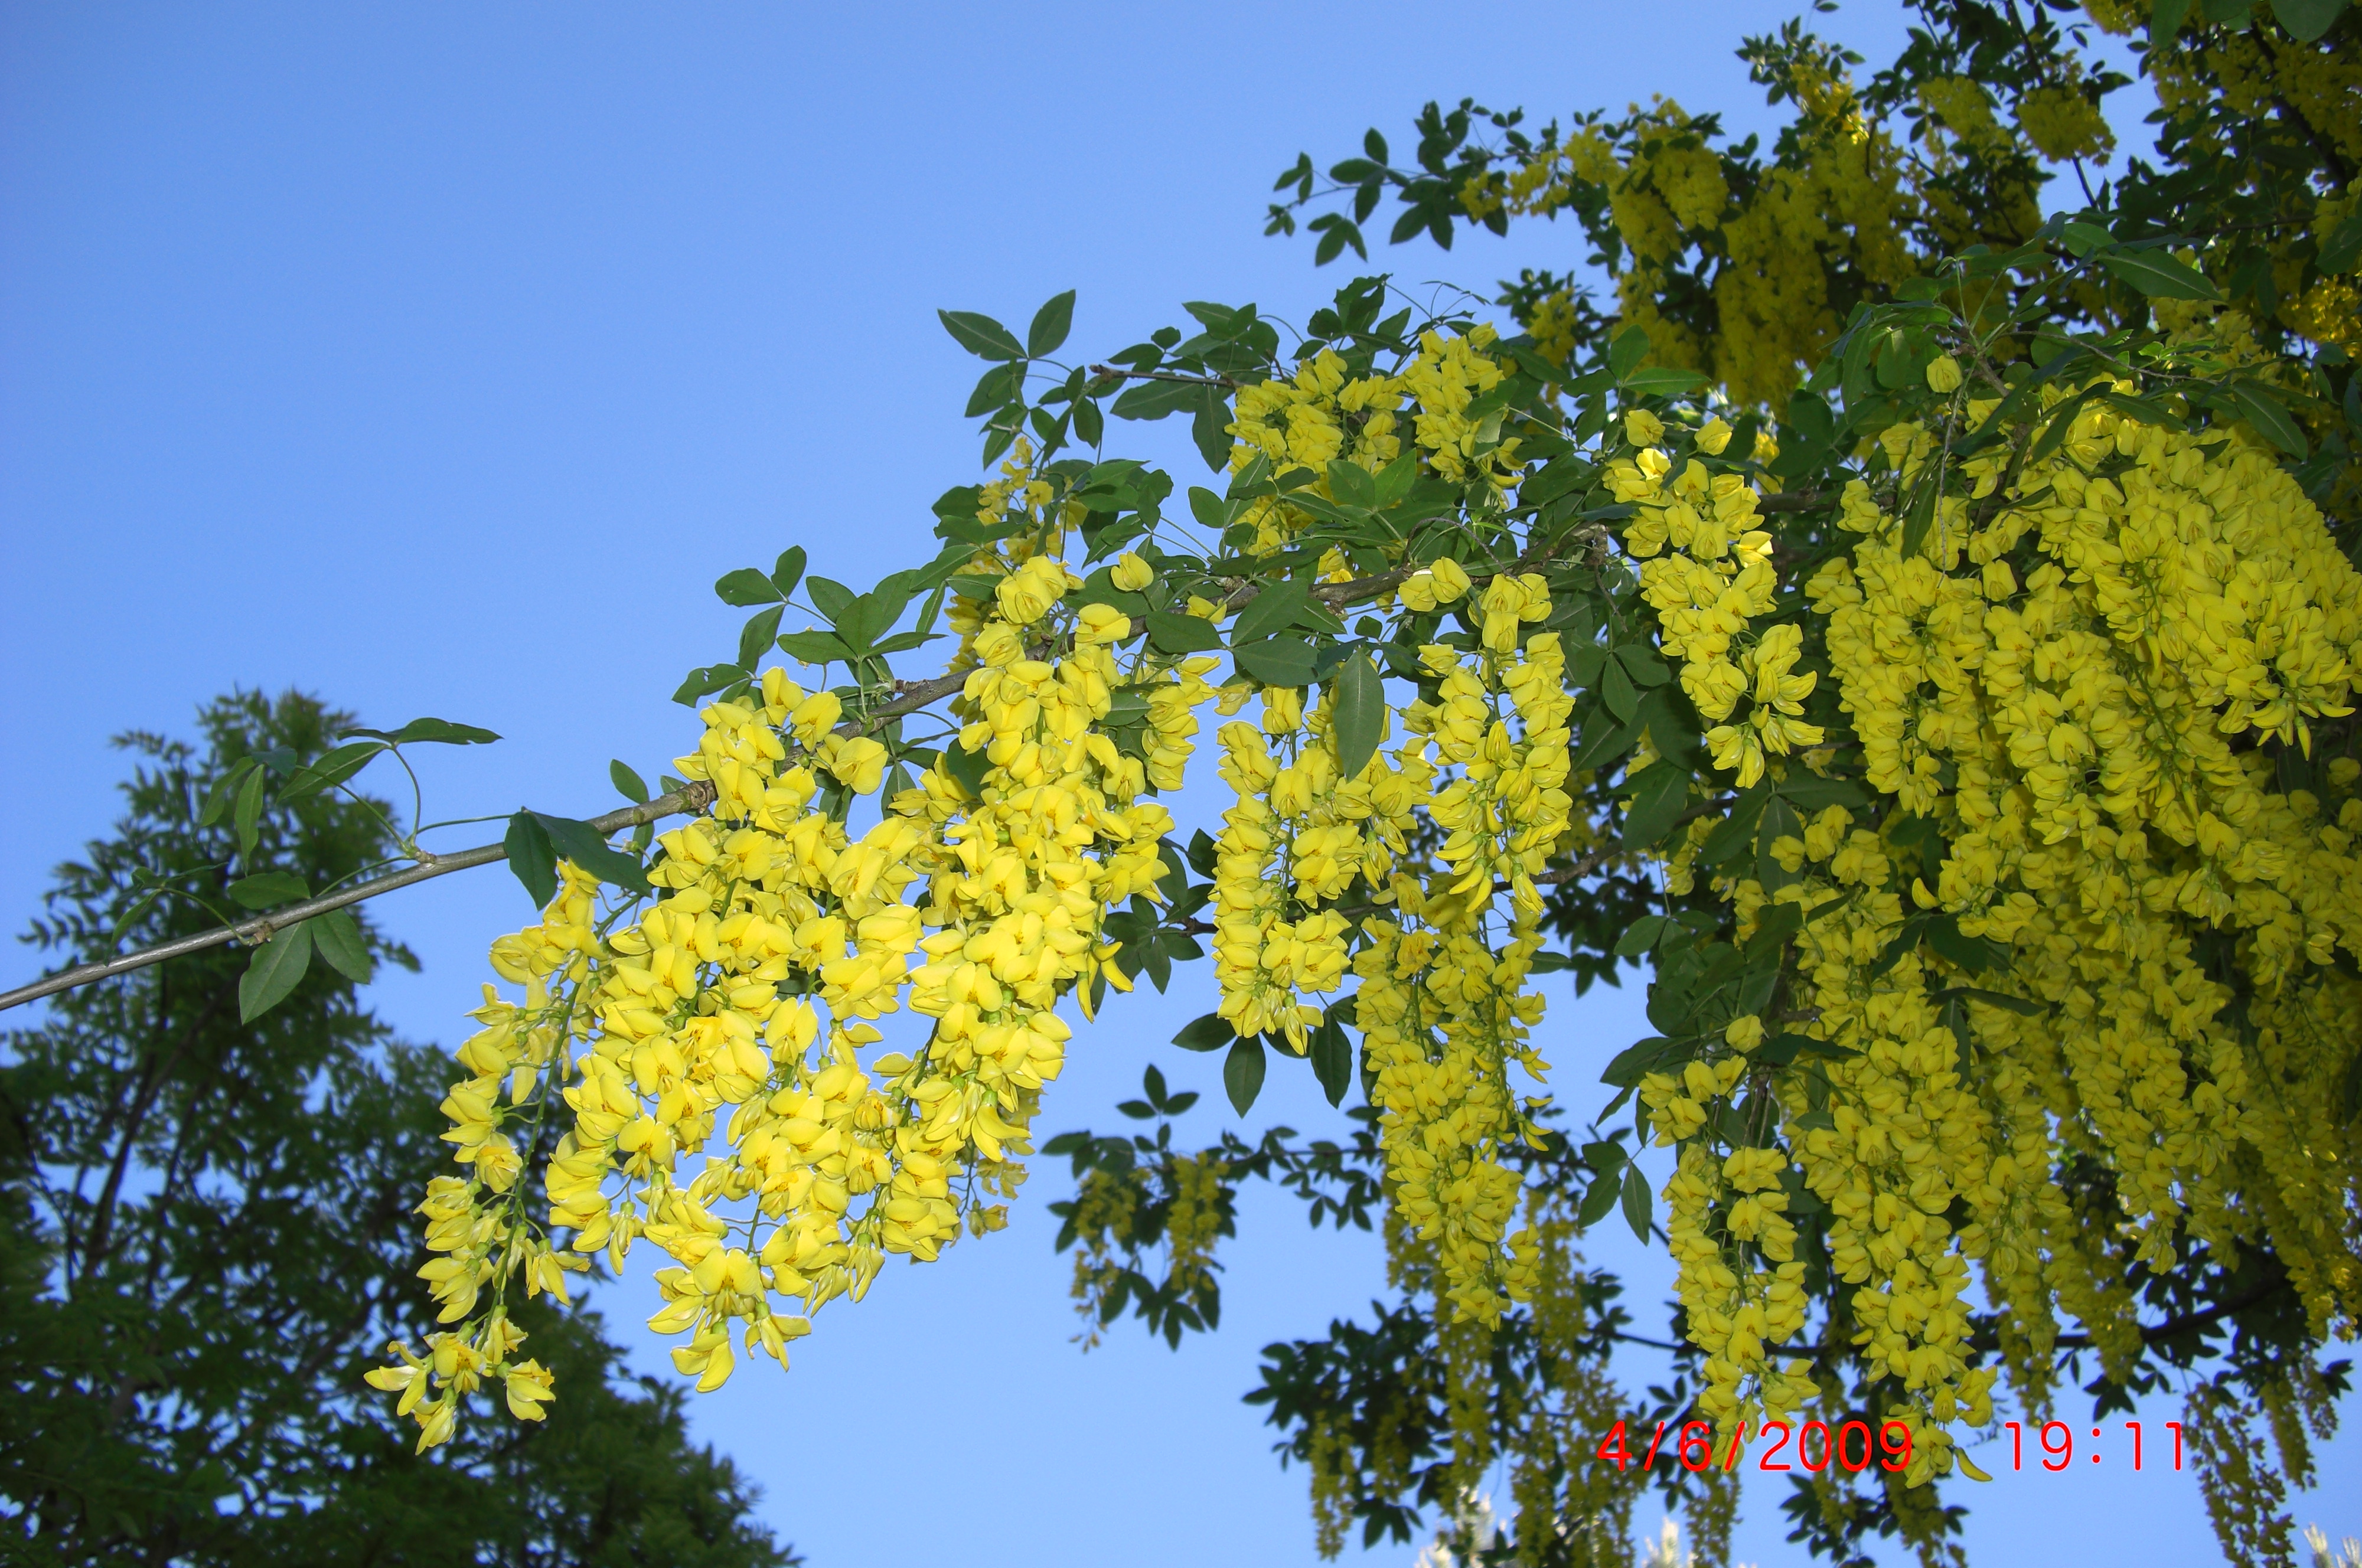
[3,4,2354,1564]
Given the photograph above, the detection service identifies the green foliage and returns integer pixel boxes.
[0,692,794,1568]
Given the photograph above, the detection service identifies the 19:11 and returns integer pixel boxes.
[2002,1420,2184,1471]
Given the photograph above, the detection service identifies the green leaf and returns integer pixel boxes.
[1601,658,1639,723]
[1232,580,1312,645]
[738,605,785,669]
[965,362,1023,417]
[1224,1035,1268,1115]
[311,908,374,984]
[940,739,991,800]
[1192,390,1233,471]
[2151,0,2193,32]
[2060,220,2116,259]
[1325,459,1378,509]
[1601,1034,1676,1087]
[610,759,649,803]
[1621,762,1692,850]
[671,664,748,706]
[1310,1018,1353,1107]
[1620,366,1708,397]
[1759,1033,1861,1067]
[2099,248,2221,302]
[1518,456,1588,510]
[1146,610,1224,654]
[1620,1162,1653,1244]
[770,546,807,600]
[805,576,857,624]
[278,741,384,803]
[1578,1170,1623,1229]
[775,629,853,666]
[1173,1012,1238,1053]
[1027,290,1076,357]
[1900,471,1941,558]
[238,922,314,1023]
[1613,916,1670,959]
[2320,211,2362,276]
[1234,637,1317,688]
[227,871,309,909]
[1614,645,1670,687]
[233,768,266,861]
[504,811,559,909]
[341,717,502,746]
[938,309,1026,361]
[1609,326,1650,381]
[715,567,782,607]
[533,814,651,896]
[1332,652,1386,781]
[197,759,255,828]
[1110,377,1203,421]
[2228,381,2309,457]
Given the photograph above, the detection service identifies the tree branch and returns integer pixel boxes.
[4,668,987,1015]
[0,786,714,1014]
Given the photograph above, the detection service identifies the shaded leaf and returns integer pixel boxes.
[1332,652,1385,781]
[533,814,651,896]
[227,871,309,910]
[1620,366,1708,397]
[279,741,383,803]
[1620,1161,1653,1244]
[1620,762,1692,850]
[311,908,373,983]
[2099,247,2220,301]
[2228,381,2308,457]
[2269,0,2343,39]
[504,811,559,909]
[1173,1012,1235,1053]
[1311,1017,1353,1106]
[1224,1035,1268,1115]
[238,922,314,1023]
[342,717,502,746]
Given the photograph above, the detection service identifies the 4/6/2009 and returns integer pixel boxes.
[1591,1419,1911,1474]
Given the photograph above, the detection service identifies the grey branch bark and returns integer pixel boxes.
[2,664,977,1016]
[0,784,715,1015]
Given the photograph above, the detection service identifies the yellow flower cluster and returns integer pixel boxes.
[1643,396,2362,1485]
[1613,410,1823,788]
[1228,349,1404,554]
[1210,682,1428,1046]
[1351,622,1575,1324]
[375,540,1218,1446]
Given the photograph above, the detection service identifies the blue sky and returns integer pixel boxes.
[4,4,2354,1564]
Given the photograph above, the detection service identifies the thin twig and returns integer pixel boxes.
[1088,364,1241,390]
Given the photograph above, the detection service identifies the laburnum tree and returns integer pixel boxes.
[9,1,2359,1564]
[0,694,795,1568]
